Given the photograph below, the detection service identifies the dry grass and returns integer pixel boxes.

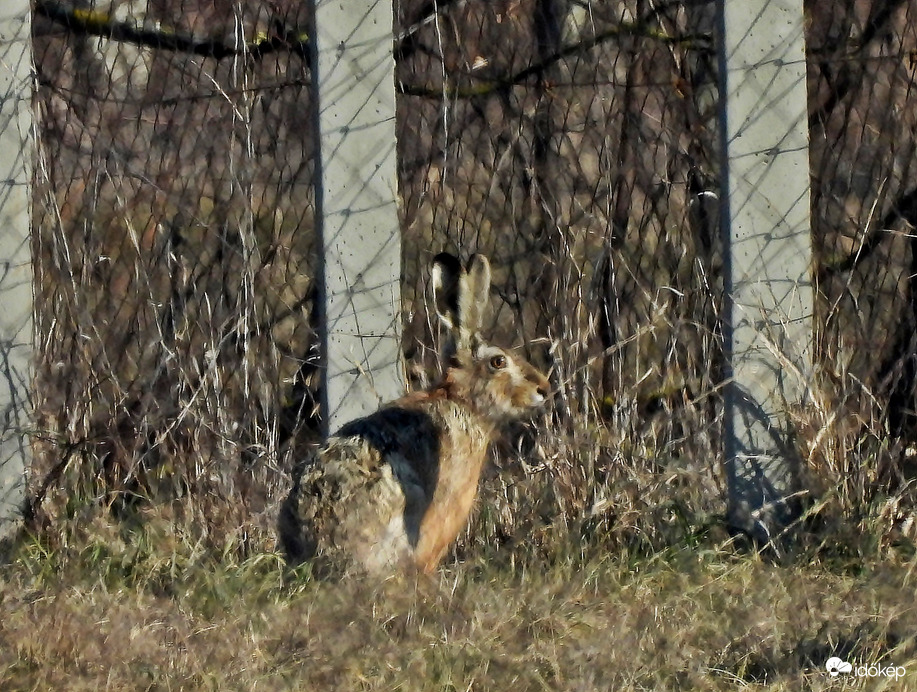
[17,2,917,689]
[5,398,917,691]
[2,496,916,692]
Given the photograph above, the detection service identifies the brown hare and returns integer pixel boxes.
[281,252,550,575]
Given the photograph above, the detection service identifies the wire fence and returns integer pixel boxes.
[30,0,318,532]
[13,0,917,548]
[808,0,917,495]
[792,1,917,538]
[400,0,721,422]
[396,0,725,548]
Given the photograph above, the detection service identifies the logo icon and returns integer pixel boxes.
[825,657,853,676]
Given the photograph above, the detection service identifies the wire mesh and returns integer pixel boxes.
[14,0,917,545]
[394,0,725,551]
[30,0,318,528]
[808,0,917,501]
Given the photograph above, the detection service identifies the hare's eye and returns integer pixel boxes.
[490,354,507,370]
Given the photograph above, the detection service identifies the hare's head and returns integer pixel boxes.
[432,253,550,423]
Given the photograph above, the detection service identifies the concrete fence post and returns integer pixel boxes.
[718,0,814,544]
[0,0,33,538]
[310,0,404,435]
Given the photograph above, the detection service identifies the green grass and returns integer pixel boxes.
[1,508,916,691]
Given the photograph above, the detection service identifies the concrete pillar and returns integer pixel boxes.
[718,0,813,543]
[311,0,404,434]
[0,0,33,538]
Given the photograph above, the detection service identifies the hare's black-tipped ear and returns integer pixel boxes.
[432,252,462,331]
[459,254,491,341]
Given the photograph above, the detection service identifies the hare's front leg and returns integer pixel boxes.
[412,457,488,573]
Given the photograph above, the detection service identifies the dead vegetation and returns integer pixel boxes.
[2,498,916,690]
[6,0,917,688]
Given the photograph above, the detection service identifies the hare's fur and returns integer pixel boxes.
[281,254,549,575]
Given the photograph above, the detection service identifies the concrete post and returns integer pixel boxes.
[718,0,813,543]
[311,0,404,434]
[0,0,33,538]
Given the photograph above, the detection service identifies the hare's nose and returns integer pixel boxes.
[536,384,549,399]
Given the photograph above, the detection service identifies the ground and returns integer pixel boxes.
[1,509,915,691]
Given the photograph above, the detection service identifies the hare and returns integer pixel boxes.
[280,252,550,575]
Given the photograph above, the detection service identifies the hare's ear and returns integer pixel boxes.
[432,252,462,331]
[457,254,491,348]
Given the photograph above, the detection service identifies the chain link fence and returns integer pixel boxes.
[30,0,318,536]
[807,0,917,518]
[14,0,917,551]
[396,0,725,550]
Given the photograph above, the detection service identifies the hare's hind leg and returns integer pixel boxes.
[325,448,419,574]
